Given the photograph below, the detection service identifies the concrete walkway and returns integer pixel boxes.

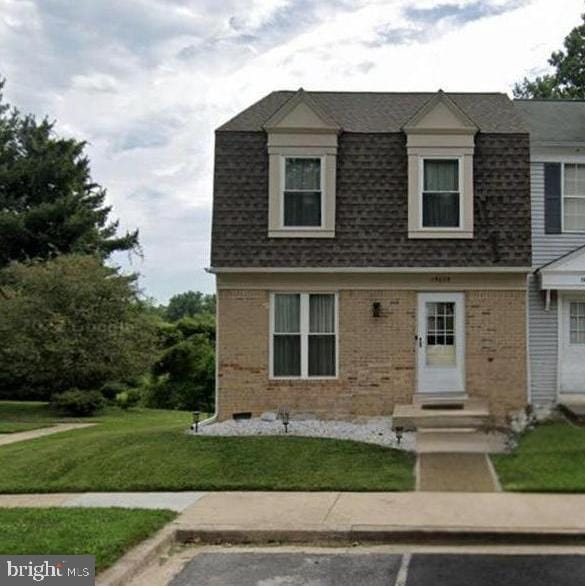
[0,423,95,446]
[3,491,585,535]
[417,454,499,492]
[175,492,585,535]
[0,492,205,512]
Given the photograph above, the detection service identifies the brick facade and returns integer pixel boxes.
[217,287,527,422]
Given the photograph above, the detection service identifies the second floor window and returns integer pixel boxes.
[564,163,585,232]
[422,159,460,228]
[283,157,322,227]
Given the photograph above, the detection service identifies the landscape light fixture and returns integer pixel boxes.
[192,411,201,433]
[395,426,404,446]
[280,409,290,434]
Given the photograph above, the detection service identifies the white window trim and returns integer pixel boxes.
[269,292,339,380]
[418,156,464,231]
[280,155,326,230]
[561,162,585,234]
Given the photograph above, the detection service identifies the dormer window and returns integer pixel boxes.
[404,91,477,240]
[422,158,461,228]
[283,157,322,227]
[264,89,339,239]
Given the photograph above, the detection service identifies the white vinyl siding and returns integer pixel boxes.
[529,161,585,404]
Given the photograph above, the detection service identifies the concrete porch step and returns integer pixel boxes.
[392,399,490,431]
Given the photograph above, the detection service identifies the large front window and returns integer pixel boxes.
[422,159,460,228]
[564,164,585,232]
[272,293,336,378]
[283,158,322,227]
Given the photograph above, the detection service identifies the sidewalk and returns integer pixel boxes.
[3,491,585,537]
[0,423,95,447]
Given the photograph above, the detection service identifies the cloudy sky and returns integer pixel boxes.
[0,0,582,302]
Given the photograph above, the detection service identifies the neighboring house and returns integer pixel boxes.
[515,100,585,409]
[210,89,531,425]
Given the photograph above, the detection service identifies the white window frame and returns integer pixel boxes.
[419,156,464,231]
[561,162,585,234]
[280,156,326,230]
[269,292,338,380]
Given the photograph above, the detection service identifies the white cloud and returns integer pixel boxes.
[0,0,583,302]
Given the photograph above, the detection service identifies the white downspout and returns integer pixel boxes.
[199,273,219,427]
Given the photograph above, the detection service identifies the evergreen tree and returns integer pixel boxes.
[0,79,138,267]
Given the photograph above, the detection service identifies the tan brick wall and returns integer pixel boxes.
[465,290,527,421]
[217,288,527,422]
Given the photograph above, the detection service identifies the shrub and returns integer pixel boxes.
[115,388,141,410]
[50,389,105,417]
[0,255,159,399]
[100,381,128,401]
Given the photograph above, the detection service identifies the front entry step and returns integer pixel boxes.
[392,399,490,431]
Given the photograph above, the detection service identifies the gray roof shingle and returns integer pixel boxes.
[218,90,527,133]
[514,99,585,144]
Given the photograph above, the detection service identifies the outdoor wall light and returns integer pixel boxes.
[372,302,381,318]
[192,411,201,433]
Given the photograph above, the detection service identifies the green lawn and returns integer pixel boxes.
[0,508,176,572]
[493,421,585,492]
[0,422,50,433]
[0,402,415,492]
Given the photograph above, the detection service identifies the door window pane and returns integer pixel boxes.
[274,336,301,376]
[284,158,322,227]
[570,302,585,344]
[426,302,456,366]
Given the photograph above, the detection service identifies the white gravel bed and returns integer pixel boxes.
[191,416,415,451]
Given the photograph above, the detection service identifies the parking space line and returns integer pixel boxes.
[395,553,411,586]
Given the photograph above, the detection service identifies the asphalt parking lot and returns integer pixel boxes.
[169,552,585,585]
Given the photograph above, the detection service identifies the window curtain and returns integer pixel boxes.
[284,192,321,226]
[285,158,321,190]
[564,164,585,232]
[284,158,321,227]
[274,294,300,333]
[274,294,301,376]
[423,160,459,228]
[309,294,334,333]
[423,193,459,227]
[309,294,335,376]
[424,160,458,191]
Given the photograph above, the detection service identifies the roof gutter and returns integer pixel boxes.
[206,266,532,274]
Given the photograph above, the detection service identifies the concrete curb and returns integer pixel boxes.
[176,526,585,546]
[96,524,177,586]
[96,523,585,585]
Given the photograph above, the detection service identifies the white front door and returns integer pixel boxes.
[417,292,465,394]
[560,296,585,393]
